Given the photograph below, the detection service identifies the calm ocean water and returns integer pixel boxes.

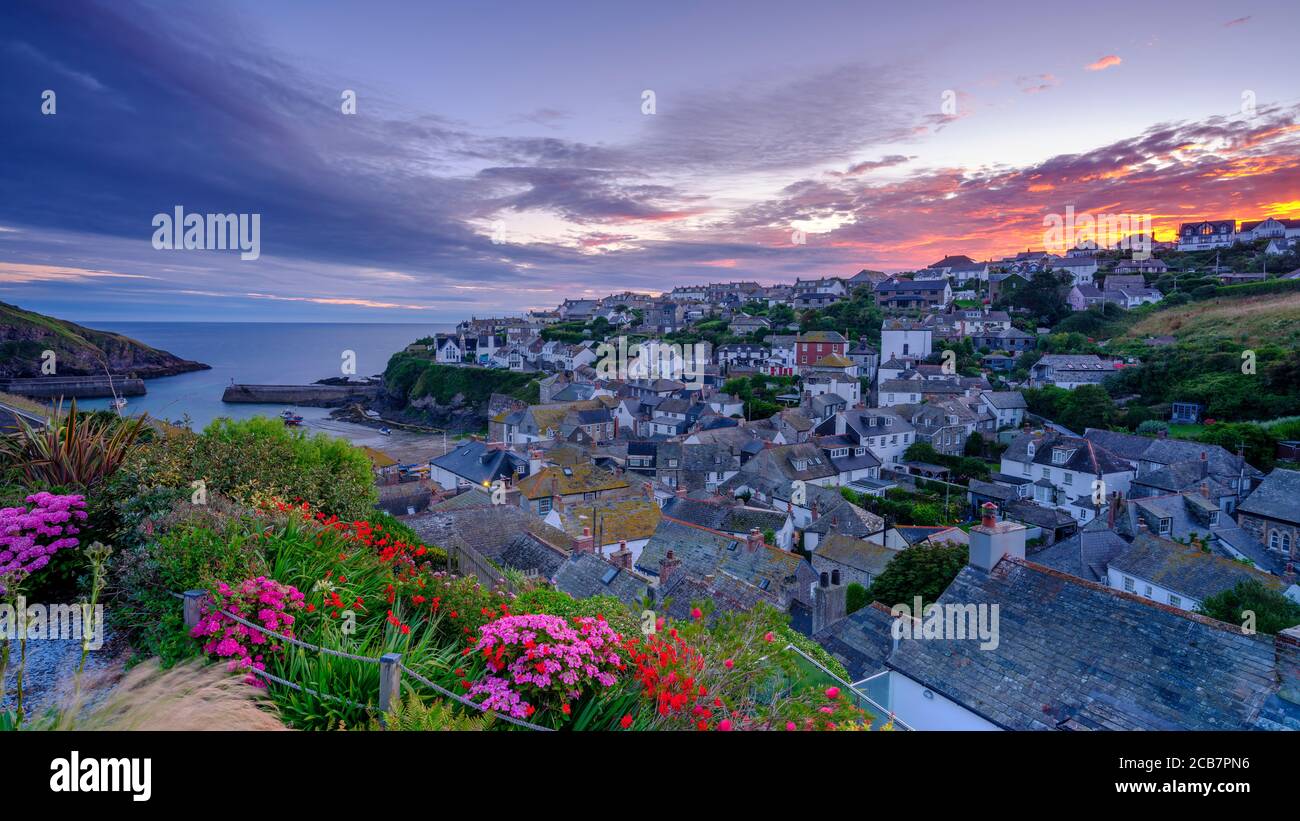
[76,322,450,428]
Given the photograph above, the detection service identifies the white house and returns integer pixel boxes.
[880,321,932,363]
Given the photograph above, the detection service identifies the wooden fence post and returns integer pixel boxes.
[183,590,205,630]
[378,653,402,713]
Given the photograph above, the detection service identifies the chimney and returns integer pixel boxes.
[968,503,1026,572]
[1277,626,1300,706]
[641,482,651,501]
[746,527,764,552]
[659,549,681,587]
[575,526,595,554]
[812,569,848,633]
[811,499,821,520]
[529,449,543,476]
[1107,491,1118,528]
[1200,481,1210,499]
[612,539,633,570]
[675,485,687,499]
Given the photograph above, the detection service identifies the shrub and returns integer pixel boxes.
[0,492,88,595]
[1136,420,1169,436]
[0,400,146,490]
[1199,579,1300,634]
[846,582,870,615]
[191,576,307,685]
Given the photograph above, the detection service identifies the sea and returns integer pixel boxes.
[75,322,451,429]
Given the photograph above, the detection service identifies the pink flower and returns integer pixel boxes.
[825,686,840,700]
[718,719,732,732]
[724,658,734,669]
[691,607,703,620]
[786,721,797,731]
[763,631,775,643]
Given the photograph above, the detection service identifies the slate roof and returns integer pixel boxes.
[636,518,805,598]
[813,602,898,681]
[887,558,1300,730]
[552,552,653,606]
[1108,532,1281,602]
[407,505,571,570]
[1028,524,1130,583]
[430,441,527,485]
[660,497,731,530]
[1238,468,1300,523]
[1004,432,1133,475]
[814,535,900,577]
[515,464,628,499]
[981,391,1027,410]
[804,501,886,538]
[554,498,662,544]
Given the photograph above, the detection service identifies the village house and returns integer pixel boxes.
[874,278,952,311]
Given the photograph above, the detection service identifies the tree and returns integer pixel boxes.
[846,582,870,615]
[1199,579,1300,635]
[865,542,968,608]
[963,431,984,457]
[1059,384,1117,431]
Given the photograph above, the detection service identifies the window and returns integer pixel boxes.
[1284,533,1293,551]
[1168,594,1182,608]
[1208,511,1219,526]
[1158,517,1171,535]
[1123,576,1135,593]
[1270,531,1280,550]
[1041,466,1049,479]
[538,498,552,514]
[1063,472,1072,485]
[668,459,679,468]
[1144,585,1153,599]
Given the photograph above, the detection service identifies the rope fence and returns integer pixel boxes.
[174,589,551,730]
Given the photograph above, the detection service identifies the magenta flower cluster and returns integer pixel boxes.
[468,613,624,720]
[0,492,88,594]
[191,576,306,686]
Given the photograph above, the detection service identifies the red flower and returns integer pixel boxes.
[561,703,571,716]
[825,686,840,700]
[620,714,634,729]
[763,631,775,642]
[690,607,703,620]
[718,719,732,731]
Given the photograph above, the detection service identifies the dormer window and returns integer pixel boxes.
[1158,517,1171,535]
[1051,447,1073,465]
[1026,442,1036,459]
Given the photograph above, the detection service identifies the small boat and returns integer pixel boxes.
[279,409,296,420]
[364,409,381,419]
[283,413,304,427]
[110,397,128,410]
[379,426,392,436]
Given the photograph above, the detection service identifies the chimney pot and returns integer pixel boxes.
[819,571,829,588]
[980,501,998,528]
[831,568,841,586]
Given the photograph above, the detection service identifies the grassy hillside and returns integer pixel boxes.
[1118,291,1300,349]
[0,301,209,378]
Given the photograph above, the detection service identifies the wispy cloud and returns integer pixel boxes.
[1085,55,1123,72]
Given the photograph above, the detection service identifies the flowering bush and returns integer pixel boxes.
[466,614,624,723]
[191,576,306,685]
[0,492,87,594]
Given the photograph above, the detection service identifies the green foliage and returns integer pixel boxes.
[1198,579,1300,634]
[1053,302,1134,338]
[866,542,969,608]
[1136,420,1169,436]
[845,582,870,615]
[0,399,147,490]
[369,695,494,731]
[384,354,539,409]
[1002,270,1073,326]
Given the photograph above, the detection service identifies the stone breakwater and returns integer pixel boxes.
[0,376,146,398]
[221,383,381,407]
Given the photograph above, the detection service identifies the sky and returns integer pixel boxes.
[1,0,1298,323]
